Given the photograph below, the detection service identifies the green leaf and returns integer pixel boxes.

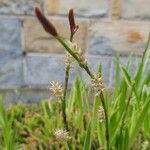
[114,54,120,88]
[68,76,83,114]
[129,96,150,147]
[121,67,132,87]
[0,96,5,127]
[122,67,139,107]
[119,126,129,150]
[97,64,102,75]
[83,123,91,150]
[141,85,149,102]
[91,96,100,134]
[41,101,52,118]
[142,70,150,86]
[134,33,150,89]
[97,122,105,147]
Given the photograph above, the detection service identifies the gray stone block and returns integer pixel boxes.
[122,0,150,20]
[3,89,50,104]
[0,55,24,88]
[24,54,112,88]
[0,18,22,55]
[46,0,107,17]
[88,35,115,55]
[0,0,42,15]
[23,18,88,53]
[88,21,150,56]
[24,54,78,86]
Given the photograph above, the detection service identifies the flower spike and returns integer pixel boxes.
[68,9,79,35]
[35,7,58,36]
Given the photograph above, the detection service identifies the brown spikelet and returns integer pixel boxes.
[35,7,58,36]
[68,9,79,35]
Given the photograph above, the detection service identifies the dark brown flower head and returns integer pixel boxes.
[68,8,79,35]
[35,7,58,36]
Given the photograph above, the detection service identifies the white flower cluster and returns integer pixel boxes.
[68,41,87,65]
[98,106,105,123]
[142,140,149,150]
[65,52,74,67]
[49,81,63,99]
[54,129,71,142]
[91,74,105,96]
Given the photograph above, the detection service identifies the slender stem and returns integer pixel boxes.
[63,33,73,101]
[61,33,72,129]
[61,97,69,131]
[61,33,74,132]
[62,32,75,150]
[100,93,109,150]
[61,65,71,131]
[63,66,70,102]
[70,33,74,42]
[84,66,94,78]
[61,64,72,149]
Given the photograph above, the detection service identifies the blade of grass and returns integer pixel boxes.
[134,33,150,89]
[129,96,150,147]
[83,123,91,150]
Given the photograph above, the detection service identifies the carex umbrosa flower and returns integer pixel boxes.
[35,7,58,37]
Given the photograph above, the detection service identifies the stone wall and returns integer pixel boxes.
[0,0,150,103]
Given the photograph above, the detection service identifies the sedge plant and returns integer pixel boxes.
[35,7,110,150]
[35,7,150,150]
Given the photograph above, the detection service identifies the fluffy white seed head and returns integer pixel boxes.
[65,52,74,67]
[49,81,63,99]
[54,129,71,142]
[67,41,87,64]
[91,74,105,96]
[142,140,149,150]
[98,106,105,123]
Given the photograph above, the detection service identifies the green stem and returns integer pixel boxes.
[100,93,110,150]
[57,37,87,69]
[62,34,74,150]
[61,97,69,131]
[57,37,80,62]
[84,66,94,78]
[61,33,74,131]
[61,65,71,132]
[63,65,70,105]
